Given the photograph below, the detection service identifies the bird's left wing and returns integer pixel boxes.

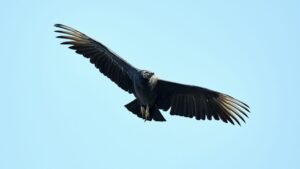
[155,79,250,125]
[55,24,137,93]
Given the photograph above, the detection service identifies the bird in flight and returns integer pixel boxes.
[55,24,250,125]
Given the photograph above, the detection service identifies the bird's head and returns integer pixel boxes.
[141,70,154,80]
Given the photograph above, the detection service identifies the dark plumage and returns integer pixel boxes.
[55,24,250,125]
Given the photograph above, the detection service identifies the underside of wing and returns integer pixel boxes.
[155,79,250,125]
[55,24,137,93]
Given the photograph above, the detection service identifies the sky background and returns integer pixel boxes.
[1,0,299,169]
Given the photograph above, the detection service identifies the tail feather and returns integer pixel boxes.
[125,99,166,122]
[150,106,166,121]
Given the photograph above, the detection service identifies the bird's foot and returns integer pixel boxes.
[141,106,150,122]
[143,111,150,122]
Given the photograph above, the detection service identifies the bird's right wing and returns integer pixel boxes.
[55,24,137,93]
[155,79,250,125]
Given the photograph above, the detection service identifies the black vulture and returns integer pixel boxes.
[55,24,250,125]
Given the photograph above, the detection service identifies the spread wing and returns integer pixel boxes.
[55,24,137,93]
[155,79,250,125]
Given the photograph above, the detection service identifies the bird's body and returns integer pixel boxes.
[133,71,157,106]
[55,24,250,125]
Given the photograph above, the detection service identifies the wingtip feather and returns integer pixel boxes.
[54,23,64,28]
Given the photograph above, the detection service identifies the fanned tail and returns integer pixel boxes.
[125,99,166,122]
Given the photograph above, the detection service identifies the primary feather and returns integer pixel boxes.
[55,24,137,93]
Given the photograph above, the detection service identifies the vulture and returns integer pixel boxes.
[55,24,250,125]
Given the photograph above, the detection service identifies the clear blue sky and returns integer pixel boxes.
[1,0,299,169]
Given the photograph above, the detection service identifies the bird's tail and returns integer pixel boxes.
[125,99,166,122]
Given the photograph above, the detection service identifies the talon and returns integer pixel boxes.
[141,105,150,122]
[144,105,150,122]
[144,112,150,122]
[141,106,146,121]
